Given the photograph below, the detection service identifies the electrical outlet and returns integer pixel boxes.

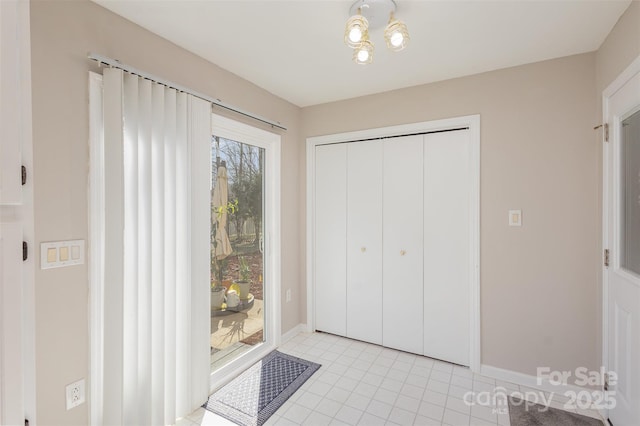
[286,289,291,303]
[65,379,85,410]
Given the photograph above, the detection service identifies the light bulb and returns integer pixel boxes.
[353,39,374,64]
[390,32,404,47]
[344,13,369,48]
[349,27,363,43]
[384,13,410,52]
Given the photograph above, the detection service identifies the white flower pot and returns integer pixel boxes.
[234,280,251,300]
[211,287,226,309]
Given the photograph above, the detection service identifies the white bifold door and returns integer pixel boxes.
[314,129,472,366]
[383,135,424,354]
[423,131,471,366]
[314,144,348,336]
[314,140,384,343]
[347,141,384,345]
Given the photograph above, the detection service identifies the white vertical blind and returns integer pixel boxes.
[102,68,211,425]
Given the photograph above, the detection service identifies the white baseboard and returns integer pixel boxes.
[280,323,307,344]
[480,364,599,396]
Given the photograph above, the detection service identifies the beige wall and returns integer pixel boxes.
[301,53,601,380]
[30,0,301,423]
[596,0,640,93]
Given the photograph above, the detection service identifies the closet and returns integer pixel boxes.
[314,128,472,366]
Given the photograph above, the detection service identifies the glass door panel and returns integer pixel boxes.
[621,109,640,276]
[210,135,265,372]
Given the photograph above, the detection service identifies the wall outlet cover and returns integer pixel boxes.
[65,379,85,410]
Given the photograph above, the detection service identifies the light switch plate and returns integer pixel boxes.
[41,240,85,269]
[508,210,522,227]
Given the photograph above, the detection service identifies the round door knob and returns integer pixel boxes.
[400,250,406,256]
[361,247,366,253]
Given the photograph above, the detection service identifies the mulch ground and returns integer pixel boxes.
[241,330,264,346]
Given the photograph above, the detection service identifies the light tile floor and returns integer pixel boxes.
[181,331,604,426]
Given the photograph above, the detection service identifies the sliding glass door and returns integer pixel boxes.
[208,113,281,387]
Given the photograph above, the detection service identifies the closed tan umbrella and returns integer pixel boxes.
[212,161,232,260]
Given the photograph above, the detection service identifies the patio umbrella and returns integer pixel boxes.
[212,161,233,260]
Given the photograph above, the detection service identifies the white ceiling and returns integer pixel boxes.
[92,0,631,107]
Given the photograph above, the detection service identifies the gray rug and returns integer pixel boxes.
[508,397,604,426]
[203,350,321,426]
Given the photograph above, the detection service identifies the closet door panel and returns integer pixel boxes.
[423,130,471,366]
[347,140,383,344]
[315,144,347,336]
[383,135,424,354]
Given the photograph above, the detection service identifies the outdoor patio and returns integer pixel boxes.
[210,298,264,369]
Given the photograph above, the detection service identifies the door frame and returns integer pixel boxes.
[305,114,481,372]
[601,54,640,421]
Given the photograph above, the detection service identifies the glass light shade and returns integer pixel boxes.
[344,14,369,48]
[353,39,374,65]
[384,17,409,51]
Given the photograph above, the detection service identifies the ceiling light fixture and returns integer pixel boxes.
[344,8,369,48]
[384,12,409,51]
[353,39,374,65]
[344,0,409,65]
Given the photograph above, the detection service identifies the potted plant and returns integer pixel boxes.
[234,256,252,300]
[211,216,226,310]
[210,200,238,311]
[211,256,228,310]
[211,283,226,310]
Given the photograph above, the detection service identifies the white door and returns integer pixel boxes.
[604,60,640,426]
[0,1,32,423]
[347,140,383,344]
[423,130,471,366]
[0,223,24,425]
[383,135,424,354]
[315,144,347,336]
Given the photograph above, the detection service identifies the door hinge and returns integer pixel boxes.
[604,249,610,268]
[21,165,27,185]
[23,241,28,261]
[594,123,609,142]
[604,372,609,391]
